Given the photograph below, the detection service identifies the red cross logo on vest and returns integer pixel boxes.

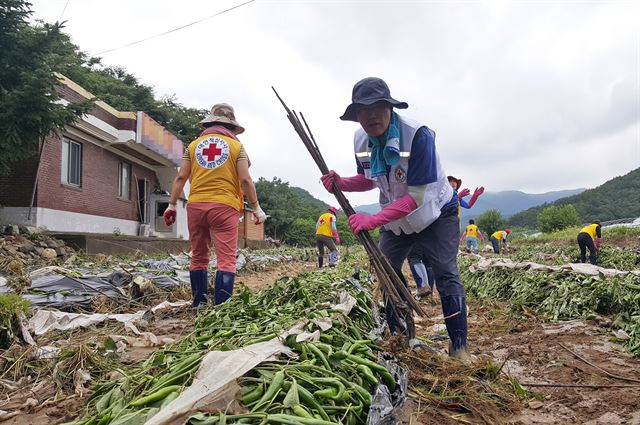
[202,143,223,162]
[195,136,230,169]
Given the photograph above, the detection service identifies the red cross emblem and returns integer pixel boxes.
[202,142,223,162]
[319,218,326,225]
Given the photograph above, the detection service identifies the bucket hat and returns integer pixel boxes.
[340,77,408,122]
[447,176,462,190]
[199,103,245,134]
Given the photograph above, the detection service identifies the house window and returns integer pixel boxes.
[61,139,82,186]
[118,162,131,199]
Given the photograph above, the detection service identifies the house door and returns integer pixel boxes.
[137,179,150,223]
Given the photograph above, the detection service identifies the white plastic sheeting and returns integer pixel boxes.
[28,300,190,335]
[144,338,294,425]
[469,257,640,277]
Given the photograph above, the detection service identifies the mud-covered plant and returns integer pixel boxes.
[0,293,30,349]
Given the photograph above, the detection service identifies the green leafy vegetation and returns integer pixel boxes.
[476,209,507,236]
[0,0,208,176]
[459,256,640,357]
[0,293,30,349]
[69,265,385,424]
[537,204,581,233]
[0,0,92,174]
[255,177,355,246]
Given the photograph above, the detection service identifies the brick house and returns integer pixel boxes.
[0,75,265,244]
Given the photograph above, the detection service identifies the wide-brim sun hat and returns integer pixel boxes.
[199,103,245,134]
[328,207,338,215]
[447,176,462,190]
[340,77,408,122]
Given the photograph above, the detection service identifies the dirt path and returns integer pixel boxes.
[406,292,640,425]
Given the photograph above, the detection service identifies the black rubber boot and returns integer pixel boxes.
[189,269,208,308]
[214,271,235,305]
[318,256,324,268]
[441,295,470,360]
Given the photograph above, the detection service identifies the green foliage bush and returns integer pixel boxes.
[537,204,581,233]
[476,209,506,236]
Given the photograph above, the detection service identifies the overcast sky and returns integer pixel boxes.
[30,0,640,207]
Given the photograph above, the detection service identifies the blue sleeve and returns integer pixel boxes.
[407,127,438,186]
[459,199,470,209]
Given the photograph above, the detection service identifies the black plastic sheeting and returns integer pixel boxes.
[367,355,409,425]
[23,271,185,311]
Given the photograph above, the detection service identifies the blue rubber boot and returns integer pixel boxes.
[189,269,208,308]
[214,271,235,305]
[318,256,324,268]
[441,295,470,360]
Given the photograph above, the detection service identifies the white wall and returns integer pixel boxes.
[1,207,140,235]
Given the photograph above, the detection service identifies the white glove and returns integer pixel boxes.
[252,205,268,224]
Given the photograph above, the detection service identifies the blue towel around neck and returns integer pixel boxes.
[368,112,400,178]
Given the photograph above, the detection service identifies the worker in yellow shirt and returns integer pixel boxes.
[460,219,484,254]
[490,229,510,254]
[577,221,602,265]
[316,207,340,267]
[164,103,267,308]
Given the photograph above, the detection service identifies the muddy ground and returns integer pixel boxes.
[404,293,640,425]
[2,258,640,424]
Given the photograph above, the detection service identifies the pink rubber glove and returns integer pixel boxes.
[348,194,417,234]
[458,188,470,198]
[595,238,602,250]
[466,186,485,208]
[333,230,341,245]
[321,171,375,193]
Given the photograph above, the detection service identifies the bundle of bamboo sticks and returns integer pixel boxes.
[272,88,425,338]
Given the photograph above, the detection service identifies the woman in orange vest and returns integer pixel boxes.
[577,221,602,265]
[163,103,267,308]
[315,207,340,267]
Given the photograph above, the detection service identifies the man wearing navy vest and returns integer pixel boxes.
[321,77,469,360]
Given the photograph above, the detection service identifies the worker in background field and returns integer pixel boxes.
[447,176,485,218]
[407,177,485,296]
[320,77,470,359]
[164,103,267,308]
[490,229,510,254]
[316,207,340,267]
[577,220,602,265]
[460,219,484,254]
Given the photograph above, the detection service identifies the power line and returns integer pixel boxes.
[94,0,256,56]
[58,0,71,22]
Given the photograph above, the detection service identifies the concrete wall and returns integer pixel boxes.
[0,207,140,235]
[51,233,191,256]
